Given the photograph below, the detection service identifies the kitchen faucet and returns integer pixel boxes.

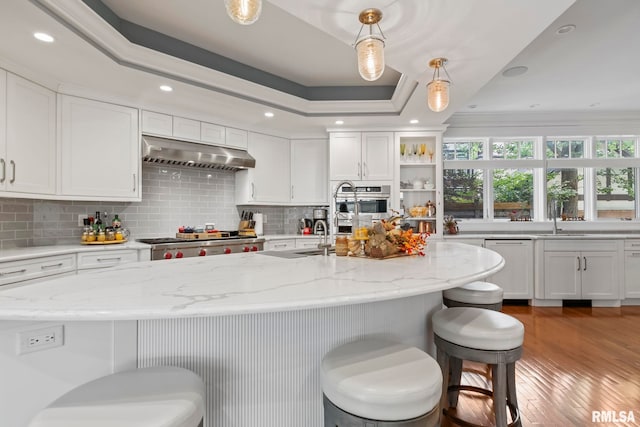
[333,180,359,230]
[550,197,562,235]
[314,220,331,256]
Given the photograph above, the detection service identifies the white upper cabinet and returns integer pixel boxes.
[236,132,290,204]
[172,116,200,141]
[200,122,225,145]
[290,139,328,205]
[329,132,393,181]
[225,127,248,149]
[2,73,56,195]
[141,110,172,136]
[59,95,140,201]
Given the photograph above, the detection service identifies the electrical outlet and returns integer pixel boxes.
[78,214,86,227]
[17,325,64,355]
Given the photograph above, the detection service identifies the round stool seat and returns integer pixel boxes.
[321,339,442,422]
[433,307,524,351]
[28,366,205,427]
[443,281,503,305]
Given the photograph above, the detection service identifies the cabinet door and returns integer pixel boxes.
[172,117,200,140]
[290,139,327,204]
[247,133,290,203]
[624,251,640,298]
[581,251,619,299]
[329,132,361,180]
[0,70,5,174]
[226,127,248,149]
[60,96,140,200]
[362,132,393,180]
[141,110,172,136]
[5,73,56,194]
[485,240,533,299]
[265,239,295,251]
[201,122,225,145]
[544,251,581,299]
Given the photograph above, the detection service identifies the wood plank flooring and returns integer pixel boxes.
[441,305,640,427]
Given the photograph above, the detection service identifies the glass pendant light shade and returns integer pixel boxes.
[356,36,385,82]
[427,79,450,112]
[225,0,262,25]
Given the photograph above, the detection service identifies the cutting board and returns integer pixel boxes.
[176,232,231,240]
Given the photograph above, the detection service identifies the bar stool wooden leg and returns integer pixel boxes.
[449,356,463,408]
[507,362,522,427]
[436,346,450,417]
[492,363,508,426]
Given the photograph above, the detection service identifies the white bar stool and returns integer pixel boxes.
[433,307,524,427]
[321,339,442,427]
[28,366,205,427]
[443,281,504,311]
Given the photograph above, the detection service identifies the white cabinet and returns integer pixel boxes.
[296,238,321,249]
[236,133,290,204]
[172,117,200,140]
[329,132,393,181]
[543,240,621,300]
[624,240,640,298]
[141,111,172,136]
[2,73,56,195]
[485,240,534,299]
[0,254,75,288]
[225,127,248,149]
[77,250,139,273]
[290,139,327,205]
[201,122,225,145]
[264,239,296,251]
[59,95,140,201]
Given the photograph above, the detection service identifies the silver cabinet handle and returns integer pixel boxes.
[97,257,122,262]
[631,253,640,257]
[9,160,15,184]
[492,241,524,245]
[583,256,587,271]
[273,243,288,248]
[631,243,640,247]
[291,185,294,200]
[577,256,581,271]
[0,159,5,183]
[41,262,63,270]
[132,173,136,192]
[363,162,367,177]
[0,268,27,277]
[251,183,255,199]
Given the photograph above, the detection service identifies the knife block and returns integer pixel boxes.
[238,220,256,237]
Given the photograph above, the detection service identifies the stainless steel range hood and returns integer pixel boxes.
[142,135,255,170]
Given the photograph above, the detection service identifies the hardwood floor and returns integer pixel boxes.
[441,305,640,427]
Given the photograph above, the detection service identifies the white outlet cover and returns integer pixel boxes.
[78,214,85,227]
[17,325,64,355]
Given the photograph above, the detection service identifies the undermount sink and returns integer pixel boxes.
[259,247,335,258]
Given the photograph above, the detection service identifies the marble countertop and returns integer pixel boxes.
[0,241,150,263]
[444,233,640,240]
[0,242,503,321]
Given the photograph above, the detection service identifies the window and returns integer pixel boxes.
[546,168,585,220]
[443,169,483,219]
[493,168,534,219]
[595,167,635,219]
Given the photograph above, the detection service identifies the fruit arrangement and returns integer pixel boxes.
[362,218,429,258]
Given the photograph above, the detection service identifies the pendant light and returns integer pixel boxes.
[354,8,386,82]
[427,58,451,112]
[225,0,262,25]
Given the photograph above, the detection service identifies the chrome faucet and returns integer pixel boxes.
[550,198,562,235]
[333,180,359,232]
[314,220,331,256]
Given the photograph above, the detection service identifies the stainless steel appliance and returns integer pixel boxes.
[335,185,390,234]
[312,208,328,235]
[138,234,265,260]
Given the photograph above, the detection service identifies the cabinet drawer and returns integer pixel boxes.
[624,240,640,250]
[77,250,138,270]
[296,238,321,249]
[0,254,76,287]
[264,239,296,251]
[544,239,618,252]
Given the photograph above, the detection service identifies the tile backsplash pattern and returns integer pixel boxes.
[0,164,330,249]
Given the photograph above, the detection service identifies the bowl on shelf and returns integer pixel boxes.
[409,206,427,217]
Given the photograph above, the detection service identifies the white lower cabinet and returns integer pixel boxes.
[0,254,76,288]
[59,95,140,201]
[77,250,140,273]
[543,240,621,300]
[624,240,640,298]
[295,238,322,249]
[484,240,533,299]
[264,239,295,251]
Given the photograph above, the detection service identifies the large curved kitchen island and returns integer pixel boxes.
[0,242,503,427]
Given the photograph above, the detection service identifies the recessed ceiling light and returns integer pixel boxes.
[502,66,528,77]
[33,32,54,43]
[556,24,576,35]
[264,112,274,118]
[335,120,344,125]
[410,119,419,124]
[159,85,173,92]
[468,104,477,109]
